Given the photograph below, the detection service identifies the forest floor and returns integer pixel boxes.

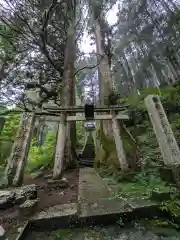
[0,168,79,239]
[1,167,180,239]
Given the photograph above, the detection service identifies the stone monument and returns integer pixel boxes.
[145,95,180,166]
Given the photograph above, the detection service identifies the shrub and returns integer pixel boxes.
[0,113,20,166]
[27,131,57,173]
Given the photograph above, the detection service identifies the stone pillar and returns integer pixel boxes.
[53,113,67,180]
[111,111,128,171]
[4,113,35,187]
[145,95,180,166]
[13,113,35,186]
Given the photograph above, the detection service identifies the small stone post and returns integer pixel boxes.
[53,113,67,180]
[111,111,129,171]
[3,112,35,187]
[145,95,180,166]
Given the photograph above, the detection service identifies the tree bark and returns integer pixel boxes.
[53,1,77,178]
[61,21,77,167]
[93,13,114,139]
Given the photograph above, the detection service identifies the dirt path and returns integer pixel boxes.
[0,169,79,237]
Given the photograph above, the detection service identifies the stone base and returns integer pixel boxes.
[44,174,53,180]
[159,165,180,183]
[19,199,39,218]
[159,167,175,182]
[151,190,171,201]
[30,203,78,230]
[30,171,44,179]
[126,198,161,219]
[172,164,180,182]
[47,178,68,188]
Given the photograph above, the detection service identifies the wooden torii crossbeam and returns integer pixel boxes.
[43,104,129,112]
[41,113,129,122]
[42,104,129,122]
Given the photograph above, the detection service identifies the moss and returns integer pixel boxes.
[97,128,119,169]
[96,122,140,171]
[149,219,178,228]
[55,229,77,239]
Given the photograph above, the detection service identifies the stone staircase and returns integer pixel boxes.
[77,143,95,167]
[79,158,94,167]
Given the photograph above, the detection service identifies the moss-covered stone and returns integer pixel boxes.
[151,189,171,201]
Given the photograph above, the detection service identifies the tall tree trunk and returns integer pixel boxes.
[53,1,77,179]
[89,3,129,171]
[92,12,114,139]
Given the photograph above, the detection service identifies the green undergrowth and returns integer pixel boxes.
[95,83,180,171]
[0,113,20,166]
[160,198,180,219]
[100,170,176,199]
[26,131,56,173]
[76,121,85,147]
[28,222,180,240]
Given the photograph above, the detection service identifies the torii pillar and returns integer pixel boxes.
[3,112,35,187]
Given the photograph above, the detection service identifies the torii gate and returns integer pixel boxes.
[3,104,129,187]
[43,104,130,179]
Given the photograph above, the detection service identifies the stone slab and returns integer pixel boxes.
[126,198,159,209]
[31,203,77,221]
[47,178,68,188]
[78,168,133,226]
[80,198,132,218]
[125,198,161,219]
[44,174,52,179]
[29,203,78,230]
[78,168,111,205]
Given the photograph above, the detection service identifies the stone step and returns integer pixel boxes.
[79,159,94,167]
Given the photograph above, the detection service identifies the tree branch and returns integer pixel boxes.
[74,54,104,76]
